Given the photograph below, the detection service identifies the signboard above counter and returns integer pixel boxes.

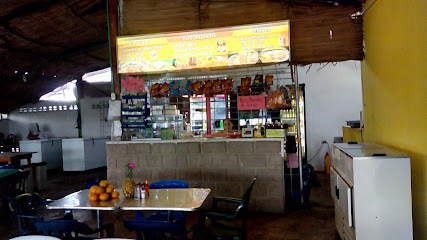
[117,20,290,74]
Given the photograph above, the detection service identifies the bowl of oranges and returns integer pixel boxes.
[89,180,120,201]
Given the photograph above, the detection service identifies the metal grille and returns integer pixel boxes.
[133,63,294,135]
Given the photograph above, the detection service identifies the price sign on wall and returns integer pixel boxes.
[237,95,266,110]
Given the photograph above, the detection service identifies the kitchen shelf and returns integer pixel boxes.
[122,95,147,99]
[122,108,145,111]
[121,94,148,136]
[122,114,145,117]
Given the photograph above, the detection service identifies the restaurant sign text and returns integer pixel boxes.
[237,95,266,110]
[117,20,290,74]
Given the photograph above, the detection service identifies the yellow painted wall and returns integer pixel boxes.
[362,0,427,239]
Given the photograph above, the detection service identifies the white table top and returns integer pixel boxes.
[9,236,61,240]
[120,188,211,211]
[46,188,211,211]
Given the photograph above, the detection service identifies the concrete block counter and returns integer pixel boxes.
[106,138,285,213]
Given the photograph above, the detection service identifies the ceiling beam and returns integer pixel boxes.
[0,1,58,23]
[60,0,103,31]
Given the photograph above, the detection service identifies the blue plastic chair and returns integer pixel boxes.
[150,180,189,189]
[124,219,187,240]
[9,193,74,235]
[0,164,14,169]
[34,220,114,239]
[129,180,190,240]
[137,180,189,223]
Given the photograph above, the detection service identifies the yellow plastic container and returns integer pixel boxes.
[325,152,331,174]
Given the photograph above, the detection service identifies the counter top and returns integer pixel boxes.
[107,138,283,144]
[20,138,62,143]
[62,137,110,142]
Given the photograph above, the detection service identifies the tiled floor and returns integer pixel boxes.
[1,167,340,240]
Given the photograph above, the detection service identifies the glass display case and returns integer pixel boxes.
[149,97,184,139]
[189,95,229,135]
[280,85,306,161]
[189,97,207,134]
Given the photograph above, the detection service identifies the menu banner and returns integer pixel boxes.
[117,20,290,74]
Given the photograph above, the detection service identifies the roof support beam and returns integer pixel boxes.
[107,0,120,99]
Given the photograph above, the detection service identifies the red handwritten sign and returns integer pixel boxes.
[237,95,266,110]
[121,76,145,91]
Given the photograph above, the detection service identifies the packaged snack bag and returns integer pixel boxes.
[170,81,180,97]
[266,89,286,109]
[213,79,222,95]
[240,77,251,94]
[204,80,213,97]
[254,74,263,86]
[184,80,194,96]
[150,83,160,98]
[193,81,204,95]
[265,75,274,85]
[158,82,170,97]
[222,78,234,94]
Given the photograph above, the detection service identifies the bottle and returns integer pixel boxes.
[134,183,141,199]
[144,178,149,197]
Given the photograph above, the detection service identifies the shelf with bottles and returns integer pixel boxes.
[122,94,147,99]
[122,123,147,129]
[122,97,148,111]
[280,108,297,119]
[286,124,298,134]
[122,107,145,112]
[121,110,146,117]
[121,92,148,131]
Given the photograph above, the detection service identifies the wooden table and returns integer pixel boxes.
[47,188,211,236]
[0,152,34,167]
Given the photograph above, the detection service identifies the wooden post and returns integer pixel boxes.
[76,77,84,138]
[107,0,120,99]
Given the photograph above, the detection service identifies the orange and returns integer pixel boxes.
[89,186,98,194]
[89,193,99,201]
[99,193,110,201]
[93,186,105,195]
[99,180,109,188]
[106,185,115,193]
[111,191,120,199]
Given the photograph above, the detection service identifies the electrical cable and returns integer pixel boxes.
[307,141,329,164]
